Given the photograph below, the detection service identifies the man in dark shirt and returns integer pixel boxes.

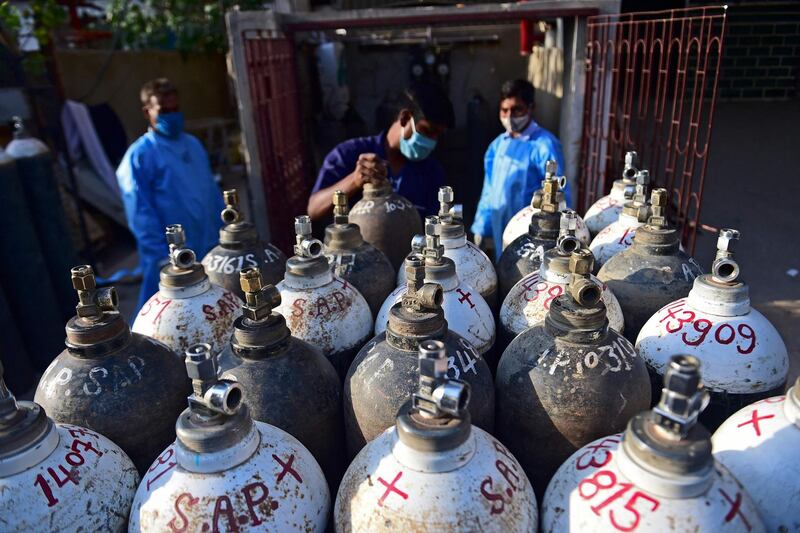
[307,82,455,221]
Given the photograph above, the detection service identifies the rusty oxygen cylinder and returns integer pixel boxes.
[542,355,765,533]
[636,229,789,431]
[323,190,395,318]
[589,169,651,269]
[132,224,243,357]
[34,265,188,473]
[502,165,591,251]
[274,216,373,379]
[497,160,563,300]
[499,210,625,349]
[348,177,423,270]
[376,216,496,358]
[496,249,651,496]
[712,375,800,532]
[218,267,344,488]
[344,255,494,459]
[598,188,704,342]
[398,186,500,310]
[335,340,538,532]
[202,189,286,300]
[0,360,139,532]
[129,343,330,532]
[583,150,639,236]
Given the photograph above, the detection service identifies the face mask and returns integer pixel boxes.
[155,111,184,138]
[501,114,530,134]
[399,117,437,161]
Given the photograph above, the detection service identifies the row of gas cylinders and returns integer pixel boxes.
[3,152,793,531]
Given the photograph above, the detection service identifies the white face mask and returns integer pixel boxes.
[501,114,530,134]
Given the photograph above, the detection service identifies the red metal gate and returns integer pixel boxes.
[579,6,727,252]
[243,32,309,253]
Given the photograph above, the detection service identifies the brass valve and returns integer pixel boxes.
[71,265,118,320]
[332,190,349,225]
[239,267,281,322]
[568,249,602,306]
[221,189,242,225]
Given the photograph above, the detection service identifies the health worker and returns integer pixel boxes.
[471,78,567,261]
[116,78,224,313]
[307,82,455,222]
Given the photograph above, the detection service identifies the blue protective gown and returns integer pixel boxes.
[116,130,224,313]
[470,120,567,261]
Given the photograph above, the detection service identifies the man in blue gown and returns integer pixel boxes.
[116,78,223,313]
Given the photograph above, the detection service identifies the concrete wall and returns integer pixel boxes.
[55,50,236,144]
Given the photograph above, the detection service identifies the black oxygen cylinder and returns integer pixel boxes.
[0,146,65,369]
[6,117,79,322]
[0,280,34,392]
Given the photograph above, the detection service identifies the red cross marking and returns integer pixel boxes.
[456,288,475,309]
[337,279,350,290]
[272,453,302,484]
[736,409,775,438]
[377,471,409,507]
[719,488,751,531]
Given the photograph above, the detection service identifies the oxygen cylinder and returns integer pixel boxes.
[0,361,139,532]
[589,170,651,269]
[636,229,789,431]
[397,186,499,310]
[202,189,286,300]
[583,151,639,236]
[35,265,188,473]
[499,210,624,347]
[324,190,395,318]
[6,117,79,322]
[133,224,243,357]
[497,160,563,299]
[0,146,64,372]
[344,255,494,458]
[598,188,703,342]
[501,160,591,250]
[542,355,765,533]
[275,216,372,379]
[218,267,344,488]
[348,178,423,270]
[712,377,800,532]
[378,216,495,357]
[129,343,330,533]
[496,249,651,495]
[336,340,537,532]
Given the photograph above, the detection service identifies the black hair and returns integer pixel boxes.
[399,81,455,129]
[140,78,177,106]
[501,79,535,107]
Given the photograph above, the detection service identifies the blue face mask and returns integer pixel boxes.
[154,111,184,138]
[399,117,437,161]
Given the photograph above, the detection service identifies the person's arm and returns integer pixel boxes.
[307,152,387,221]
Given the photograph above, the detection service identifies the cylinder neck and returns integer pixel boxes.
[324,223,364,251]
[545,295,608,343]
[176,405,257,472]
[395,402,471,455]
[424,258,459,291]
[386,305,448,351]
[219,222,259,249]
[528,211,561,240]
[687,275,750,317]
[784,378,800,428]
[540,251,571,284]
[160,263,207,288]
[363,181,392,198]
[284,256,332,288]
[231,314,291,357]
[631,225,681,255]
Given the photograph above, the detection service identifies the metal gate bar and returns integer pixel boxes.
[243,32,309,253]
[579,6,727,252]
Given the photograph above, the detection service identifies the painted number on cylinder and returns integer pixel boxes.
[447,338,479,379]
[657,300,757,354]
[520,275,563,309]
[202,254,259,274]
[33,426,104,507]
[578,470,660,531]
